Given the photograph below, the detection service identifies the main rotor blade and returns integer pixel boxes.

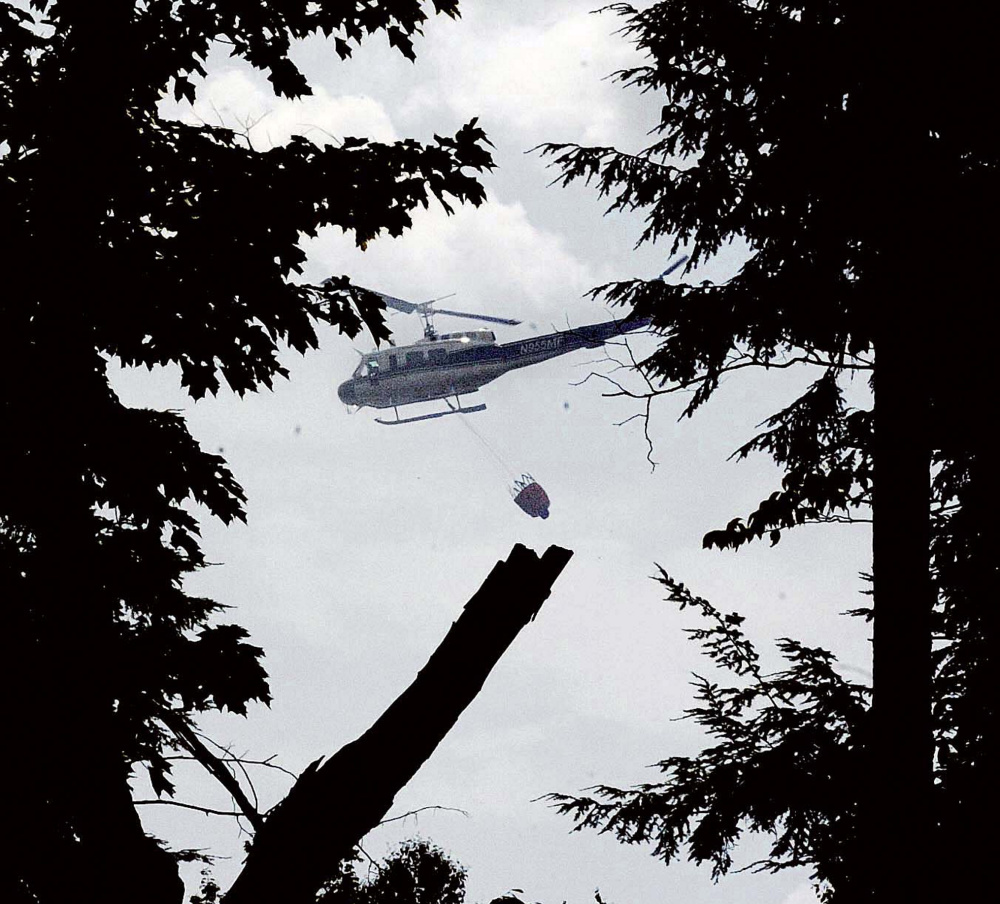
[371,290,421,314]
[432,308,521,326]
[657,254,689,280]
[357,287,520,325]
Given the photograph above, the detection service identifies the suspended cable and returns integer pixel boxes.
[454,412,517,482]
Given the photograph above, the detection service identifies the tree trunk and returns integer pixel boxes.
[8,5,185,903]
[860,3,937,893]
[870,324,933,902]
[223,543,573,904]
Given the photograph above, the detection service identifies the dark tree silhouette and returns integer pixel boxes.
[550,459,997,901]
[0,3,532,903]
[192,836,467,904]
[225,543,573,904]
[549,575,873,901]
[315,839,468,904]
[540,2,997,901]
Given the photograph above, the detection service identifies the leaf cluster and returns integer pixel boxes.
[539,3,998,901]
[539,1,996,421]
[2,0,492,746]
[1,3,493,896]
[3,2,493,397]
[928,450,999,864]
[703,371,872,550]
[318,840,467,904]
[549,445,995,900]
[547,572,869,898]
[16,1,461,107]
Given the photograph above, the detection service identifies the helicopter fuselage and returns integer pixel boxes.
[336,316,650,412]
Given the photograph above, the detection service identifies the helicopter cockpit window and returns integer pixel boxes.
[362,357,379,378]
[429,348,448,364]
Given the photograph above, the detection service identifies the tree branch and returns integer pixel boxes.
[163,752,299,781]
[377,805,469,826]
[223,543,573,904]
[134,800,249,819]
[159,709,265,833]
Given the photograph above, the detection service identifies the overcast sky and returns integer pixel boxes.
[118,4,872,903]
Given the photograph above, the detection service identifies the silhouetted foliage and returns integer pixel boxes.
[225,544,572,904]
[554,496,996,900]
[318,839,467,904]
[702,372,872,551]
[1,2,492,902]
[187,838,466,904]
[541,2,997,901]
[548,573,872,902]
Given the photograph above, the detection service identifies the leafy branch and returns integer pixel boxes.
[545,570,870,893]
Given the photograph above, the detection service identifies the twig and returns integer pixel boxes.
[134,799,247,819]
[159,710,265,832]
[357,843,382,878]
[376,805,469,826]
[163,753,298,780]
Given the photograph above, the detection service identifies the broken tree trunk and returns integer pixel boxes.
[223,543,574,904]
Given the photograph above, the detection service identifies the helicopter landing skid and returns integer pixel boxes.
[375,400,486,426]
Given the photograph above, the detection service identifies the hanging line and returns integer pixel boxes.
[455,412,518,484]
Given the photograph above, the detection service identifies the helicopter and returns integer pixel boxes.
[335,257,690,425]
[334,286,656,425]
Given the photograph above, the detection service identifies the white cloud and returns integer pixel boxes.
[160,67,397,147]
[403,6,649,146]
[782,882,823,904]
[306,192,604,331]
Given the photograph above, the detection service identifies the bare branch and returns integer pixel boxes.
[158,710,265,833]
[799,514,873,525]
[376,805,469,827]
[357,843,382,880]
[162,753,298,781]
[134,799,247,819]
